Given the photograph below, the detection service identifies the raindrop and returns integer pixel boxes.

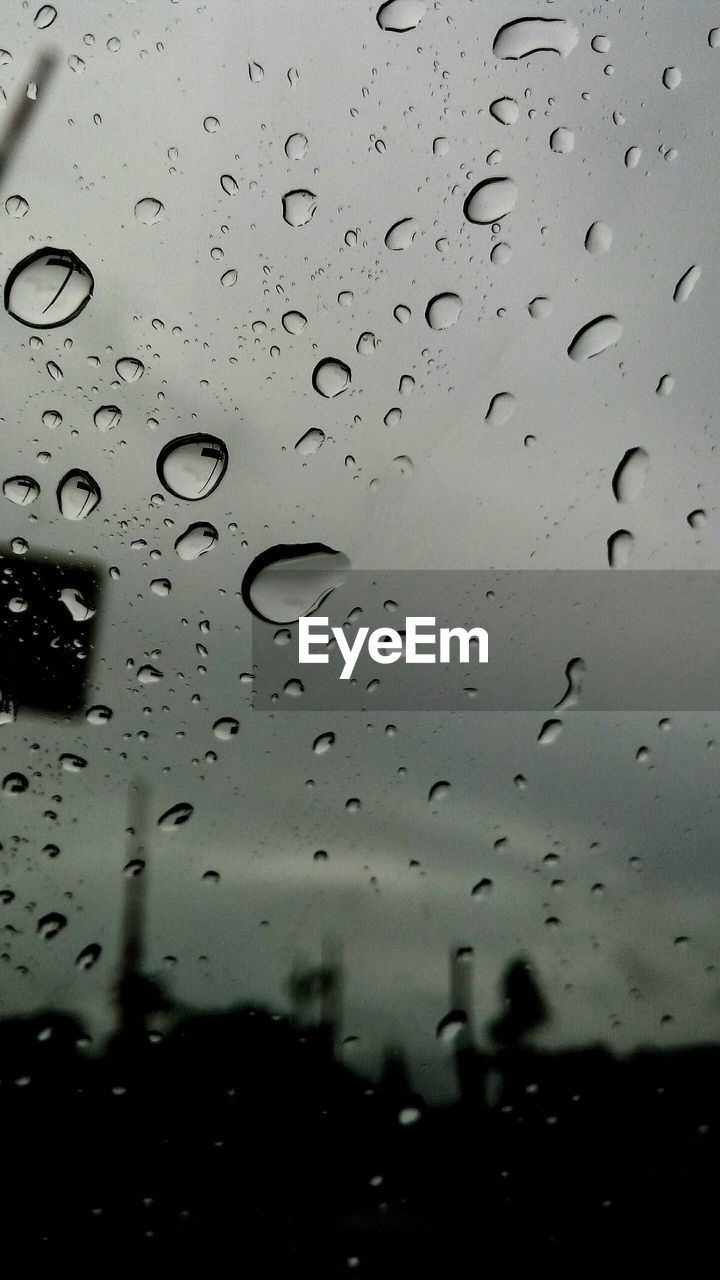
[241,543,349,624]
[612,448,648,503]
[3,475,40,505]
[43,409,63,428]
[662,66,682,90]
[356,332,378,355]
[93,404,122,433]
[57,470,101,520]
[138,665,163,684]
[248,61,264,82]
[673,265,701,303]
[76,943,101,970]
[60,587,95,621]
[313,731,335,755]
[174,522,218,560]
[493,17,579,60]
[220,174,239,195]
[213,718,239,740]
[393,454,413,476]
[436,1010,468,1043]
[710,29,720,49]
[376,0,425,32]
[281,190,317,227]
[34,6,57,30]
[393,304,411,323]
[46,360,63,381]
[3,772,27,794]
[150,578,171,597]
[538,719,563,745]
[608,529,634,568]
[312,358,351,397]
[203,116,220,133]
[285,132,308,160]
[624,147,642,169]
[4,247,94,328]
[528,296,552,319]
[428,780,450,804]
[384,217,418,250]
[485,392,516,427]
[489,97,519,125]
[157,435,228,501]
[134,197,165,225]
[87,705,112,725]
[282,310,307,334]
[221,269,238,287]
[687,509,706,529]
[585,221,612,255]
[399,1107,421,1125]
[425,292,462,330]
[591,35,610,53]
[38,912,66,940]
[115,356,145,382]
[554,657,585,710]
[464,177,518,224]
[60,753,86,772]
[656,374,674,396]
[550,127,574,154]
[5,195,28,218]
[158,802,194,832]
[471,878,494,899]
[567,315,622,361]
[295,428,325,455]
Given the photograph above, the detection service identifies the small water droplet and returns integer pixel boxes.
[376,0,425,32]
[174,522,218,559]
[157,435,228,500]
[295,428,325,455]
[134,197,165,225]
[464,177,518,224]
[203,116,220,133]
[568,315,622,361]
[312,358,351,397]
[285,132,308,160]
[550,127,574,154]
[213,718,239,740]
[489,97,519,125]
[94,404,121,433]
[425,292,462,330]
[87,705,112,725]
[612,448,648,503]
[313,731,335,755]
[34,6,57,30]
[428,780,450,804]
[57,469,101,520]
[538,719,563,745]
[673,265,701,303]
[528,296,552,319]
[282,310,307,334]
[493,17,578,59]
[5,194,28,218]
[585,221,612,254]
[3,772,27,794]
[158,802,194,832]
[76,943,101,970]
[5,247,94,328]
[608,529,634,568]
[436,1010,468,1043]
[282,189,317,227]
[471,877,494,899]
[485,392,516,426]
[38,912,66,940]
[115,356,145,382]
[662,66,682,90]
[384,217,418,250]
[3,475,40,505]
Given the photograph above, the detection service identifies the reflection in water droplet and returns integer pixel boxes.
[5,247,94,328]
[295,428,325,455]
[282,310,307,334]
[673,265,701,303]
[489,97,519,125]
[57,469,101,520]
[242,543,349,624]
[158,802,194,832]
[608,529,634,568]
[60,587,95,621]
[538,719,563,745]
[157,434,228,500]
[282,189,317,227]
[134,197,165,225]
[612,448,648,503]
[485,392,516,426]
[174,522,219,559]
[115,356,145,381]
[384,217,419,250]
[425,292,462,330]
[585,221,612,255]
[285,132,308,160]
[493,17,579,59]
[213,718,239,740]
[376,0,425,32]
[568,315,622,360]
[3,475,40,505]
[464,177,518,224]
[5,194,28,217]
[312,358,351,397]
[94,404,122,432]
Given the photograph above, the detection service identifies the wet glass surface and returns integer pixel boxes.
[0,2,719,1269]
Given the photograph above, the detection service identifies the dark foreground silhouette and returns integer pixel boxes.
[1,943,717,1277]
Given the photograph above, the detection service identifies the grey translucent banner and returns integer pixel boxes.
[250,571,720,711]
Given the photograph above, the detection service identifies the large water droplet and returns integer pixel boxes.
[295,428,325,455]
[567,315,622,361]
[57,469,101,520]
[376,0,425,32]
[34,6,57,30]
[60,587,95,621]
[115,356,145,382]
[94,404,121,432]
[608,529,634,568]
[585,221,612,255]
[134,197,165,225]
[282,189,317,227]
[87,704,113,725]
[489,97,519,125]
[673,265,701,303]
[220,173,239,195]
[3,772,28,794]
[4,247,94,328]
[538,718,563,745]
[285,132,308,160]
[38,912,66,939]
[662,66,682,90]
[213,717,239,740]
[282,310,307,334]
[174,522,218,559]
[312,358,351,397]
[425,292,462,330]
[464,177,518,224]
[76,943,101,970]
[493,17,579,59]
[485,392,516,426]
[384,217,418,250]
[428,780,450,804]
[612,448,648,503]
[313,731,335,755]
[158,802,194,832]
[241,543,349,624]
[157,434,228,500]
[3,475,40,505]
[5,194,29,218]
[550,127,574,154]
